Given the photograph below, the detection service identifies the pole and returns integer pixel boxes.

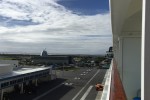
[62,63,64,77]
[20,83,24,94]
[1,89,3,100]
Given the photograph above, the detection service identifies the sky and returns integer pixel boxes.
[0,0,112,55]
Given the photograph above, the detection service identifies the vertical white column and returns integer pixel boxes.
[142,0,150,99]
[118,37,123,80]
[20,83,24,94]
[1,89,3,100]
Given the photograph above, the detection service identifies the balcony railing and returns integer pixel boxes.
[101,59,127,100]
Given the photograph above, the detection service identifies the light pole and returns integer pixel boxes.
[62,63,64,77]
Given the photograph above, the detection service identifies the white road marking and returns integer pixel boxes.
[87,70,91,72]
[74,77,77,79]
[33,83,63,100]
[80,85,93,100]
[81,74,86,76]
[72,69,100,100]
[74,77,80,80]
[63,82,74,86]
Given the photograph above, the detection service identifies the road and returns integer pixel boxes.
[34,67,106,100]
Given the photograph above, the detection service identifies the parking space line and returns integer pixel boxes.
[80,85,93,100]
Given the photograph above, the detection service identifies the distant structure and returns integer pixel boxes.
[31,56,70,65]
[35,49,70,65]
[109,46,113,52]
[0,61,56,100]
[40,49,48,57]
[106,46,113,58]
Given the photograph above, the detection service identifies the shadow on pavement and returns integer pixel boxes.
[40,84,75,100]
[6,78,67,100]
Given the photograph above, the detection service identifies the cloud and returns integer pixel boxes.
[0,0,112,54]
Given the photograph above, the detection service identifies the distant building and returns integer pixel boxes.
[40,49,48,57]
[31,56,70,65]
[109,46,113,52]
[38,49,70,65]
[106,47,113,58]
[0,64,56,100]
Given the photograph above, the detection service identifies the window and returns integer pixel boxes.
[17,78,23,83]
[1,82,9,88]
[24,77,29,81]
[30,75,34,79]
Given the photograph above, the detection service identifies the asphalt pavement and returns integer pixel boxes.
[35,67,106,100]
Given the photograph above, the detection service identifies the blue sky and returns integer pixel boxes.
[0,0,112,55]
[57,0,109,15]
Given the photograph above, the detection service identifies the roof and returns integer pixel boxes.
[0,67,51,81]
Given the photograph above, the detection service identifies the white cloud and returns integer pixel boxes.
[0,0,112,54]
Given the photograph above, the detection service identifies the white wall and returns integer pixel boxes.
[122,37,141,99]
[142,0,150,99]
[122,10,142,32]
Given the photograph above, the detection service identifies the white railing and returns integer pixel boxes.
[100,60,113,100]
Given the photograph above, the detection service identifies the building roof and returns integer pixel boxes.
[0,67,51,81]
